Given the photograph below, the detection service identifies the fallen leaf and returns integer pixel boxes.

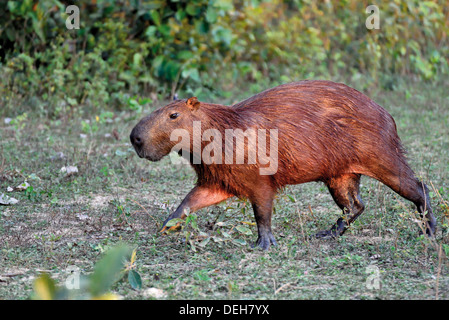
[16,181,30,191]
[60,166,79,176]
[0,193,19,205]
[75,213,90,221]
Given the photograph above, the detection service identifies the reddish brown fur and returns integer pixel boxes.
[130,80,436,250]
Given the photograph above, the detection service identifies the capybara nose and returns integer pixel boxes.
[130,130,143,150]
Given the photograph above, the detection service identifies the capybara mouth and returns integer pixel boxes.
[144,155,157,162]
[143,152,163,162]
[132,147,144,159]
[132,145,163,162]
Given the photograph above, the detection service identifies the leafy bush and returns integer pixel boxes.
[0,0,448,117]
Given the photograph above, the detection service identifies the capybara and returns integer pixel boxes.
[130,80,436,250]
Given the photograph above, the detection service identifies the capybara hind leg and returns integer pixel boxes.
[161,186,234,231]
[376,173,436,236]
[316,174,365,239]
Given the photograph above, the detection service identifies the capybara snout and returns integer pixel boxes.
[130,127,144,156]
[130,97,201,161]
[131,80,436,250]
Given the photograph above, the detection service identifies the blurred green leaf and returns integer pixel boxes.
[89,244,132,297]
[186,3,201,16]
[33,273,57,300]
[236,225,252,236]
[150,10,161,25]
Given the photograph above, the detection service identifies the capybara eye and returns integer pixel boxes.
[170,112,179,119]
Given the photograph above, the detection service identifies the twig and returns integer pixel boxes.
[275,282,292,295]
[129,198,160,229]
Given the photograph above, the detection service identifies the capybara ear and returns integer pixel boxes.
[186,97,200,110]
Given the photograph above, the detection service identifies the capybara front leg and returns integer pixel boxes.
[160,186,234,231]
[316,174,365,239]
[376,173,436,236]
[251,196,277,250]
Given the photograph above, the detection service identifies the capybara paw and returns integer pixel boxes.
[314,229,338,239]
[418,222,436,238]
[252,233,277,250]
[160,222,182,233]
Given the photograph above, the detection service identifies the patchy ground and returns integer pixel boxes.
[1,80,448,300]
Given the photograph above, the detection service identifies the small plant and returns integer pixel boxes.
[32,244,142,300]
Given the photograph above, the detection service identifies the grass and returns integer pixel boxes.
[0,78,448,300]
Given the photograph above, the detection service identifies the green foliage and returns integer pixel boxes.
[164,208,255,251]
[0,0,448,117]
[32,244,141,300]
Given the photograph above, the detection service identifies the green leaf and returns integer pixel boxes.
[181,68,200,82]
[236,225,252,235]
[165,218,184,227]
[175,9,186,21]
[205,7,218,23]
[145,25,157,38]
[5,28,15,42]
[232,239,246,246]
[221,231,231,238]
[150,10,161,26]
[89,244,132,297]
[128,270,142,290]
[197,236,211,248]
[67,97,77,105]
[133,53,142,68]
[177,50,194,61]
[186,4,201,16]
[157,24,171,37]
[7,1,20,14]
[31,15,45,43]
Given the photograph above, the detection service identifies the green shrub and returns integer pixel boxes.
[0,0,447,117]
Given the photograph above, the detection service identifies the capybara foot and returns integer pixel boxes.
[314,229,339,239]
[252,232,277,250]
[418,221,436,238]
[160,219,182,233]
[160,223,181,233]
[315,217,346,239]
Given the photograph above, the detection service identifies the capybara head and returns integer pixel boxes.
[130,97,201,161]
